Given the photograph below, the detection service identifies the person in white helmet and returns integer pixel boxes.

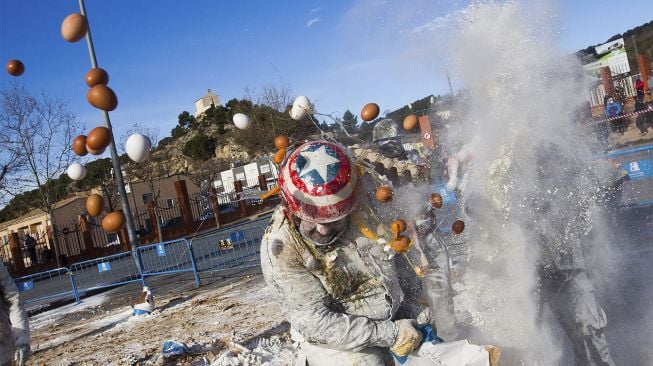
[260,140,495,365]
[1,261,30,366]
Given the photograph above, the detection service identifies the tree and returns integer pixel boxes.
[177,111,196,129]
[342,110,359,134]
[0,84,82,266]
[200,103,228,134]
[182,133,216,161]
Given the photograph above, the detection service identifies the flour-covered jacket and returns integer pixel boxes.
[260,206,409,358]
[1,261,30,366]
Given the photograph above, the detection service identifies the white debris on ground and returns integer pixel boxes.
[28,274,296,365]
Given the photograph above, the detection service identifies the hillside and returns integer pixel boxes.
[576,20,653,71]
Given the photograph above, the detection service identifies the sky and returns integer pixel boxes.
[1,0,651,150]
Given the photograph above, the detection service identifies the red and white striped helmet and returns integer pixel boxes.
[279,140,359,223]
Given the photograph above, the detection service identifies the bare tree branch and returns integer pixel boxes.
[0,84,82,266]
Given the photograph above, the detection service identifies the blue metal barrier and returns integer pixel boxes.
[17,214,273,309]
[600,143,653,207]
[14,267,79,305]
[137,239,200,287]
[190,221,268,273]
[69,251,143,294]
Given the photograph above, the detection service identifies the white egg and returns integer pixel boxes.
[290,95,312,120]
[233,113,252,129]
[125,133,152,163]
[67,163,87,181]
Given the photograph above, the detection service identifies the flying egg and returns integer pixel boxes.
[61,13,88,42]
[86,194,104,217]
[102,211,126,233]
[5,60,24,76]
[125,133,152,163]
[233,113,252,129]
[85,68,109,87]
[87,85,118,111]
[67,163,86,181]
[86,126,112,151]
[361,103,380,122]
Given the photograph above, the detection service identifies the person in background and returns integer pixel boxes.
[24,234,37,266]
[0,260,30,366]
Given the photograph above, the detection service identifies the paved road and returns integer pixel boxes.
[599,205,653,365]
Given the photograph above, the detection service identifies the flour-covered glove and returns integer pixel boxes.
[14,344,30,366]
[390,319,423,357]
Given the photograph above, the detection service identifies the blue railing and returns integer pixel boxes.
[15,216,271,309]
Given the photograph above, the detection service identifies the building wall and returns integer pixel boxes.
[195,89,221,117]
[125,174,201,214]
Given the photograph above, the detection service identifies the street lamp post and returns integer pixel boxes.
[78,0,142,273]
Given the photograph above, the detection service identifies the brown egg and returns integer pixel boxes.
[87,84,118,111]
[72,135,88,156]
[429,193,443,209]
[86,144,106,155]
[452,220,465,235]
[61,13,88,42]
[375,186,393,202]
[390,219,407,234]
[85,68,109,87]
[102,211,125,233]
[86,194,104,217]
[274,135,290,150]
[403,114,419,131]
[361,103,380,122]
[86,126,112,150]
[6,60,25,76]
[273,148,286,164]
[390,236,411,253]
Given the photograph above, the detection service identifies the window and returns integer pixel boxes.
[142,193,153,205]
[166,198,174,208]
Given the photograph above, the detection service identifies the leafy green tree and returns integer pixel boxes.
[177,111,196,129]
[171,125,188,139]
[341,110,359,134]
[182,133,216,161]
[200,103,228,134]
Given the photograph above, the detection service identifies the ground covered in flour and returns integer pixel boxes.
[28,272,295,366]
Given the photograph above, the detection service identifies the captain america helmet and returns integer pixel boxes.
[279,140,359,223]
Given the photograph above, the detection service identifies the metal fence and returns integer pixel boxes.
[588,73,642,106]
[15,215,271,309]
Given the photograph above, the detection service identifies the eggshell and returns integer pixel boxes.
[403,114,419,131]
[375,186,393,202]
[87,85,118,111]
[361,103,380,122]
[233,113,252,129]
[125,133,151,163]
[85,68,109,87]
[274,135,289,150]
[86,194,104,217]
[391,219,407,234]
[390,236,411,253]
[273,148,286,164]
[86,126,112,150]
[452,220,465,234]
[61,13,88,42]
[6,60,25,76]
[429,193,443,209]
[67,163,86,180]
[72,135,88,156]
[102,211,126,233]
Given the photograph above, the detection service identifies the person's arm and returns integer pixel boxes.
[0,262,30,353]
[261,233,396,352]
